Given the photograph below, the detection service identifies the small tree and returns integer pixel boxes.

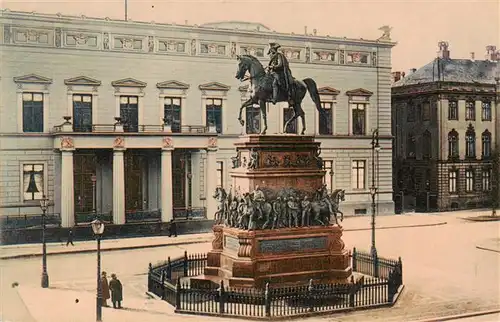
[491,148,500,217]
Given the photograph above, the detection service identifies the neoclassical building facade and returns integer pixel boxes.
[392,42,500,212]
[0,10,396,227]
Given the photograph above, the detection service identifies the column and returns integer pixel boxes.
[161,148,173,222]
[61,150,75,227]
[112,149,126,224]
[206,148,218,220]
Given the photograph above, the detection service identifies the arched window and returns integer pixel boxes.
[482,101,492,121]
[448,129,459,159]
[465,124,476,158]
[422,130,432,159]
[407,133,416,158]
[482,130,492,158]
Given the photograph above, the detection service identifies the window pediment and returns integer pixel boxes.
[198,82,231,91]
[318,86,340,96]
[111,78,147,88]
[156,80,190,90]
[346,88,373,97]
[64,76,101,86]
[14,74,52,84]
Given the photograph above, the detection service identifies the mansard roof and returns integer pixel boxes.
[393,58,498,87]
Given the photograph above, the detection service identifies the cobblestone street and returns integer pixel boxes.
[1,212,499,322]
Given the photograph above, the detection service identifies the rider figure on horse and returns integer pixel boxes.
[316,184,334,215]
[267,42,294,104]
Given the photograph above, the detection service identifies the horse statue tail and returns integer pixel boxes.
[302,78,328,121]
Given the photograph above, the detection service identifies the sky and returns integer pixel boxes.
[2,0,499,72]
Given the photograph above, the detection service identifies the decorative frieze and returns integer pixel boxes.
[157,38,187,53]
[64,31,98,48]
[113,36,143,50]
[346,51,371,65]
[12,27,52,45]
[200,42,227,56]
[3,24,12,44]
[239,44,265,57]
[281,47,302,61]
[312,49,339,63]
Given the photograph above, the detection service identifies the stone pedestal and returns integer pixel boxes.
[203,135,352,289]
[205,224,351,288]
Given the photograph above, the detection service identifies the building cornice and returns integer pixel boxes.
[392,81,496,98]
[0,9,396,48]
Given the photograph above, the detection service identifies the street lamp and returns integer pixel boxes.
[370,129,381,259]
[91,174,97,217]
[40,195,50,288]
[91,219,105,322]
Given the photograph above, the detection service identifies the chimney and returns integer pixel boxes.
[437,41,450,59]
[313,29,317,36]
[304,26,308,35]
[470,52,475,61]
[185,20,188,25]
[485,45,497,61]
[392,71,402,82]
[401,71,406,78]
[408,68,417,75]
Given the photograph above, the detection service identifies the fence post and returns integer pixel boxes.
[398,257,403,286]
[167,257,172,280]
[307,279,314,312]
[183,251,188,277]
[175,277,181,310]
[264,282,271,317]
[373,251,379,278]
[219,280,225,314]
[349,275,355,307]
[161,270,166,300]
[352,247,357,272]
[147,263,152,291]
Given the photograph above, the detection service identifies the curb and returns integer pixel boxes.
[476,245,500,254]
[1,221,447,260]
[345,221,447,232]
[413,308,500,322]
[0,238,211,260]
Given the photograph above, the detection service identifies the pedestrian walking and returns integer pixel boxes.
[66,228,74,246]
[100,271,110,307]
[109,273,123,309]
[168,218,177,237]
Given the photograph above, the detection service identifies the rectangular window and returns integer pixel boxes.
[448,100,458,120]
[22,92,44,132]
[465,101,475,121]
[465,169,474,192]
[422,102,431,121]
[120,96,139,132]
[283,107,298,134]
[206,98,223,134]
[164,97,182,133]
[448,170,458,193]
[482,169,491,191]
[351,160,366,190]
[216,161,223,188]
[351,103,366,135]
[319,102,333,135]
[322,160,334,192]
[246,105,261,134]
[23,164,44,200]
[482,101,492,121]
[73,94,92,132]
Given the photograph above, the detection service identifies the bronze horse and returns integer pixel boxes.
[309,189,346,226]
[235,55,329,135]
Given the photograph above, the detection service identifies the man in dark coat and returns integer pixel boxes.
[66,228,74,246]
[109,273,123,309]
[168,218,177,237]
[100,271,110,307]
[267,42,294,104]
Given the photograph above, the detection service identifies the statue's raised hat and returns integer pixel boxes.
[268,42,281,54]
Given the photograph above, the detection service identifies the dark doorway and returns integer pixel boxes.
[172,150,188,208]
[124,151,146,211]
[74,152,97,213]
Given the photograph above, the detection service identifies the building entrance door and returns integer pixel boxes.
[172,150,187,208]
[74,152,97,214]
[124,151,145,211]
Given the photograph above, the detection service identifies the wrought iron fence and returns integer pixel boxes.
[352,247,403,281]
[0,213,61,230]
[125,209,161,223]
[74,212,113,225]
[147,249,403,319]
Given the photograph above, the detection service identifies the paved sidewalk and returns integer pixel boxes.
[0,214,447,260]
[476,238,500,253]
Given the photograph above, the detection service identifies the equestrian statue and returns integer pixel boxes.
[235,42,330,135]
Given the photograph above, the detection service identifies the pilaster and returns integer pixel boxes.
[161,138,174,222]
[206,147,218,220]
[112,137,126,224]
[60,147,75,228]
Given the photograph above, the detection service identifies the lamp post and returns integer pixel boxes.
[40,195,50,288]
[91,174,97,217]
[91,219,105,322]
[370,129,381,260]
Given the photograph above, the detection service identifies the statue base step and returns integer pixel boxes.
[204,224,352,288]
